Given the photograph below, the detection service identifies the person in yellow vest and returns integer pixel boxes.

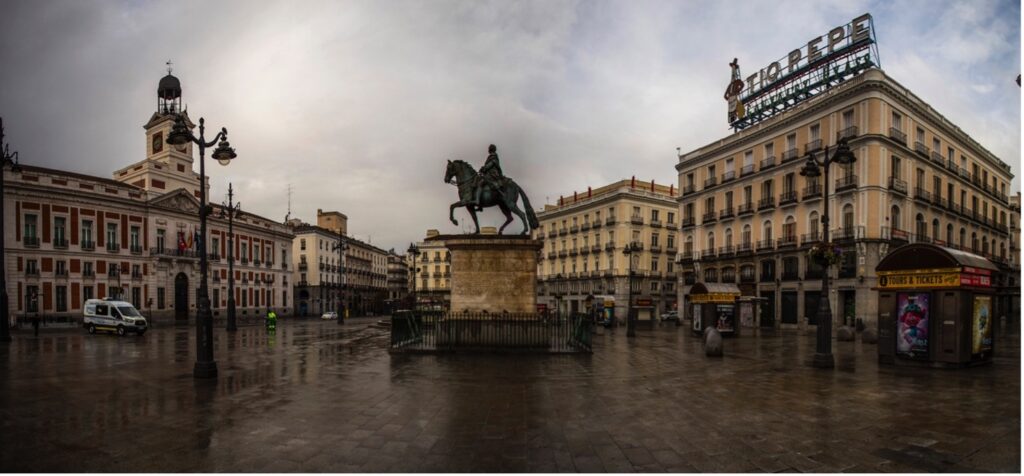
[266,308,277,331]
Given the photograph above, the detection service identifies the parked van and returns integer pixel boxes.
[83,299,147,336]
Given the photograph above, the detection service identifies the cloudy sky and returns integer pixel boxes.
[0,0,1019,252]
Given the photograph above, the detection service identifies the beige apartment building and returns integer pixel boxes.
[289,211,388,317]
[386,250,409,312]
[409,229,451,310]
[3,72,294,325]
[677,68,1015,330]
[534,178,679,318]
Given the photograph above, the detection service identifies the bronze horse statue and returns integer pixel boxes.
[444,159,539,235]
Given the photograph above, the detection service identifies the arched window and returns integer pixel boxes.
[946,223,954,245]
[959,228,966,247]
[783,216,797,242]
[932,219,940,242]
[891,205,901,231]
[724,228,733,248]
[915,213,927,239]
[763,220,773,242]
[982,237,989,255]
[707,232,716,253]
[808,211,820,240]
[842,204,854,232]
[742,224,752,245]
[1001,242,1007,259]
[971,232,978,252]
[685,235,693,253]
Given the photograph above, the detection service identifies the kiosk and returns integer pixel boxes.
[633,297,656,330]
[875,243,998,367]
[690,283,741,336]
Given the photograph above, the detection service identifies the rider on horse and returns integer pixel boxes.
[470,144,505,211]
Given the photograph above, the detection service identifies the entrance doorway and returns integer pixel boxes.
[781,291,798,324]
[759,289,775,327]
[840,290,857,326]
[174,273,189,321]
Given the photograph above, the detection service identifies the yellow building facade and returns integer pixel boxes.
[677,68,1014,329]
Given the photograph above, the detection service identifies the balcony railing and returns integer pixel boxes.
[756,239,774,251]
[605,242,616,250]
[55,269,69,278]
[53,238,68,249]
[781,270,801,281]
[757,197,775,210]
[914,187,932,202]
[24,236,40,248]
[82,269,95,278]
[778,190,797,206]
[736,242,752,254]
[888,127,906,145]
[802,183,822,200]
[760,156,776,169]
[649,245,663,254]
[930,151,944,165]
[804,139,822,154]
[679,251,694,262]
[888,177,907,194]
[835,175,857,192]
[781,148,800,163]
[777,235,798,248]
[740,164,755,176]
[704,177,718,188]
[702,212,717,224]
[719,207,734,220]
[682,185,695,195]
[681,216,695,228]
[547,229,556,238]
[130,244,143,254]
[800,232,820,247]
[591,220,602,229]
[81,240,95,251]
[737,202,754,215]
[650,219,662,228]
[106,242,120,252]
[558,228,568,236]
[717,245,734,257]
[722,171,736,182]
[833,227,859,242]
[569,225,579,233]
[837,126,858,140]
[914,141,929,157]
[946,160,959,174]
[630,215,644,225]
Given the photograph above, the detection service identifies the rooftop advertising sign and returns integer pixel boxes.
[725,13,880,130]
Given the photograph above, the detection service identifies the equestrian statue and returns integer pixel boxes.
[444,144,539,235]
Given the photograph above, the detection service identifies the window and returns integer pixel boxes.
[809,123,820,141]
[157,287,165,309]
[130,226,140,249]
[786,133,796,151]
[707,165,716,181]
[24,214,37,239]
[763,221,773,241]
[783,173,795,193]
[743,185,752,204]
[651,258,658,272]
[83,261,94,276]
[83,286,94,301]
[300,239,306,251]
[745,150,754,167]
[651,209,659,222]
[211,237,219,256]
[651,233,659,247]
[82,220,93,245]
[106,223,117,246]
[916,168,925,189]
[742,225,751,245]
[667,212,675,224]
[891,205,901,230]
[54,217,66,245]
[932,138,940,154]
[26,259,38,274]
[891,111,902,131]
[725,191,733,209]
[212,289,219,309]
[56,286,67,312]
[916,127,924,144]
[56,260,67,275]
[724,228,733,247]
[156,229,165,251]
[891,156,901,180]
[947,147,955,162]
[667,234,675,249]
[842,109,854,129]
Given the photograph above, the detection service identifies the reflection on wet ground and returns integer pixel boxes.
[0,319,1018,472]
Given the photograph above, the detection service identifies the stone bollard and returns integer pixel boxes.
[704,327,723,357]
[836,325,855,342]
[861,327,878,344]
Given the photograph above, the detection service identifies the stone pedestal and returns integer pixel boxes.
[435,235,542,314]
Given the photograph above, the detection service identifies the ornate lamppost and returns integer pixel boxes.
[333,234,347,325]
[0,118,21,343]
[220,183,242,332]
[166,114,236,379]
[622,242,640,337]
[407,243,420,311]
[799,136,856,369]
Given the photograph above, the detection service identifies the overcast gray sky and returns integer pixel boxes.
[0,0,1019,252]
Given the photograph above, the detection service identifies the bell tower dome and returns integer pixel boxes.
[157,63,182,115]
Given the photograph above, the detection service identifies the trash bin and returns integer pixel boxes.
[875,243,998,367]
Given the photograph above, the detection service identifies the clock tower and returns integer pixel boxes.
[114,67,206,198]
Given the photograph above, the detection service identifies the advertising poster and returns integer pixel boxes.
[896,293,929,358]
[692,304,703,332]
[972,296,993,355]
[716,304,735,332]
[740,303,754,327]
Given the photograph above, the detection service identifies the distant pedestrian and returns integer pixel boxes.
[31,315,40,337]
[265,308,277,331]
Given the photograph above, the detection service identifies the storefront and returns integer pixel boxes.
[875,244,997,367]
[690,283,741,336]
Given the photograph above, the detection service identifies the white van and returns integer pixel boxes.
[83,299,148,336]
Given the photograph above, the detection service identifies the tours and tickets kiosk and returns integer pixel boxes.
[690,283,741,337]
[875,243,998,367]
[633,296,656,330]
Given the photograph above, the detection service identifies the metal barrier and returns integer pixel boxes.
[390,311,592,353]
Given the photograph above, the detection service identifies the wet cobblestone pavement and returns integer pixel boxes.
[0,319,1018,472]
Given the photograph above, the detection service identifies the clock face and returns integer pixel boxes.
[152,132,163,153]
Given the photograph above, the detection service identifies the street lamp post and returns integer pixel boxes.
[0,118,21,343]
[407,244,420,311]
[220,183,242,332]
[622,242,639,338]
[799,136,856,369]
[333,234,347,325]
[166,115,237,379]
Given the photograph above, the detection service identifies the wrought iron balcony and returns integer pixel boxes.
[833,227,858,242]
[737,202,754,215]
[591,220,603,229]
[835,175,858,192]
[800,232,820,247]
[888,127,906,145]
[704,177,718,188]
[718,207,734,220]
[630,215,644,225]
[781,148,800,163]
[914,187,932,202]
[740,164,755,176]
[722,171,736,183]
[682,184,695,195]
[760,156,776,169]
[757,197,775,211]
[558,228,568,236]
[106,242,120,252]
[946,160,959,174]
[914,141,929,157]
[802,183,822,200]
[717,245,734,257]
[650,219,662,228]
[605,216,617,226]
[778,190,797,206]
[649,245,663,254]
[804,139,822,154]
[24,236,40,248]
[776,235,798,248]
[680,216,695,228]
[930,151,944,165]
[756,239,774,251]
[81,240,95,251]
[888,177,907,194]
[736,242,752,254]
[569,225,579,233]
[130,244,143,254]
[702,211,717,224]
[53,238,68,249]
[580,222,591,231]
[837,126,858,141]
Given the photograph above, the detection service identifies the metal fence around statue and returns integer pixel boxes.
[390,311,592,353]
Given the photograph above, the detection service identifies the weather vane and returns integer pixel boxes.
[166,60,173,75]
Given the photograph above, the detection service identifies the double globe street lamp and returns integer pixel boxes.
[166,114,236,379]
[622,241,641,338]
[0,118,21,343]
[407,243,420,311]
[799,136,856,369]
[220,183,242,332]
